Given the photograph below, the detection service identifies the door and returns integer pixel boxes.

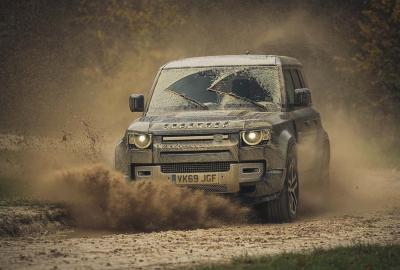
[283,68,322,173]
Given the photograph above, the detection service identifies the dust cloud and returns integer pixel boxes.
[36,164,249,232]
[1,3,399,231]
[325,114,400,210]
[299,111,400,216]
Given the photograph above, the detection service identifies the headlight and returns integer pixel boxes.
[128,133,152,149]
[241,130,271,146]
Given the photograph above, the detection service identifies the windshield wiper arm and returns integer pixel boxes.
[165,89,208,110]
[207,88,266,111]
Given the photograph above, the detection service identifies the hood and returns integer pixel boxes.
[127,110,283,134]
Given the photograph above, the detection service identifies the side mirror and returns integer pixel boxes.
[129,94,144,112]
[294,88,312,107]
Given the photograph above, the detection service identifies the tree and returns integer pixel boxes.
[73,0,184,76]
[354,0,400,113]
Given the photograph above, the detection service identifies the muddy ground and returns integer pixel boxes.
[0,208,399,270]
[0,135,399,269]
[0,202,70,237]
[0,170,399,270]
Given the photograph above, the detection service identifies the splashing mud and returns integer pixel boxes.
[37,165,249,232]
[1,3,398,235]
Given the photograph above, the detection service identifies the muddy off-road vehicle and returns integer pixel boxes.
[115,55,330,222]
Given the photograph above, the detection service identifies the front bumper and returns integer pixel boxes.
[132,162,265,193]
[115,132,286,203]
[127,162,284,205]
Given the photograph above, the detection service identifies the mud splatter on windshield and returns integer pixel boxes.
[147,66,281,113]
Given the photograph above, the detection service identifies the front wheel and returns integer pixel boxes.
[258,144,299,222]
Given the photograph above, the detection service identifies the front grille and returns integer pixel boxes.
[185,184,228,193]
[160,162,231,174]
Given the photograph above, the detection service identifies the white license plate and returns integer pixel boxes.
[171,173,220,185]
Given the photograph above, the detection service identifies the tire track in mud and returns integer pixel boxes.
[0,209,399,270]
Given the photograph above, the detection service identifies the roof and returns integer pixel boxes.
[163,55,301,69]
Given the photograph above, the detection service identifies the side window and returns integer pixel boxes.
[283,69,295,104]
[290,69,302,89]
[296,70,306,88]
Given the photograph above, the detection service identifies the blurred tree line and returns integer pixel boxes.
[0,0,399,139]
[354,0,400,115]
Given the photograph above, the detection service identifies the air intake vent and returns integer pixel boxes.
[160,162,231,174]
[185,184,228,193]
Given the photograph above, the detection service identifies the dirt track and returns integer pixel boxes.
[0,207,399,270]
[0,136,399,269]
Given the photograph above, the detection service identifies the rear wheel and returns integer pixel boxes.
[259,144,299,222]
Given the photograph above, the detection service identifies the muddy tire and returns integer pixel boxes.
[258,144,299,222]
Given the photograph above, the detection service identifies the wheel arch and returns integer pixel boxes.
[322,130,331,161]
[278,129,297,166]
[115,139,129,175]
[276,129,297,191]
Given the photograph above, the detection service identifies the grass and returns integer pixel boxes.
[196,244,400,270]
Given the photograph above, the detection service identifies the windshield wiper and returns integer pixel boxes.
[165,88,208,110]
[207,87,266,111]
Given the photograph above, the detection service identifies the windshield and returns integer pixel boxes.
[147,66,281,114]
